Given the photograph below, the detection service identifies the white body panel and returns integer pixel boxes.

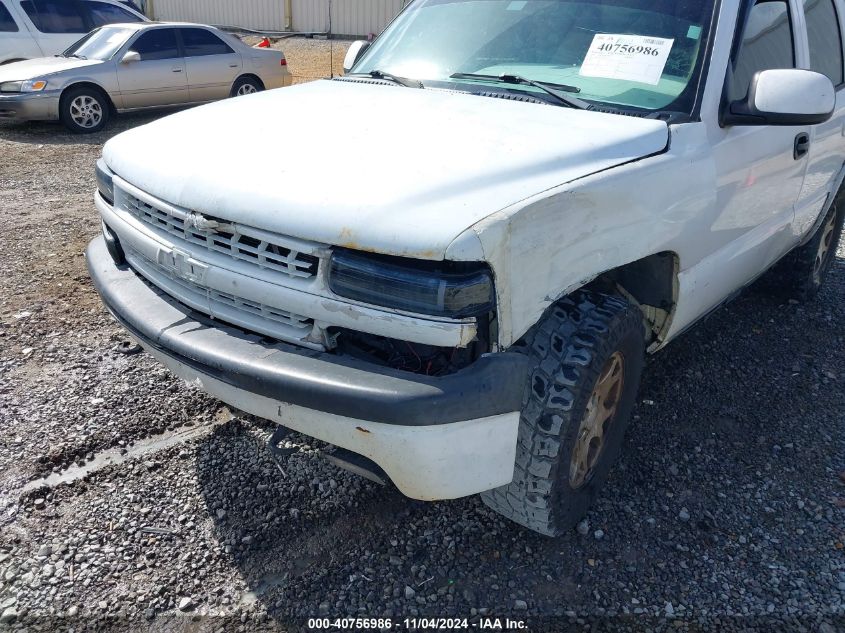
[102,79,670,259]
[148,347,520,501]
[0,0,147,64]
[0,0,42,63]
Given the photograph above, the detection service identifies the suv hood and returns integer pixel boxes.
[103,80,668,259]
[0,56,101,82]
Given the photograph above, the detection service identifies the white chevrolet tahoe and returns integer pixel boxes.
[87,0,845,536]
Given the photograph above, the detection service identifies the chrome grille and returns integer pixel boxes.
[209,287,313,331]
[125,246,315,339]
[123,192,319,279]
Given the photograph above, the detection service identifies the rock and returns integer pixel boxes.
[34,498,45,509]
[514,600,528,610]
[0,608,17,624]
[679,508,691,522]
[67,606,79,617]
[665,602,675,616]
[216,509,226,520]
[576,520,589,536]
[38,544,52,557]
[594,529,605,540]
[405,586,416,599]
[178,597,194,611]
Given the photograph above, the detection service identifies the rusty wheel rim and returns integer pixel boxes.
[569,351,625,489]
[813,211,837,285]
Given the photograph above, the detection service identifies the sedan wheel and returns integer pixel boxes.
[59,87,110,134]
[237,83,258,96]
[70,95,103,130]
[231,77,264,98]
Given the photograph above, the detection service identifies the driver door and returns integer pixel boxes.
[117,27,187,109]
[700,0,809,312]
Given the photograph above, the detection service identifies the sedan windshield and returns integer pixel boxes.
[63,26,134,61]
[353,0,716,113]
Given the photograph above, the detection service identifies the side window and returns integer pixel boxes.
[131,28,179,61]
[728,0,795,101]
[803,0,845,86]
[20,0,87,33]
[84,1,143,27]
[180,28,234,56]
[0,1,19,31]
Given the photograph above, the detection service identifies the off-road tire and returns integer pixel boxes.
[481,290,645,536]
[773,200,844,302]
[59,86,110,134]
[230,76,264,97]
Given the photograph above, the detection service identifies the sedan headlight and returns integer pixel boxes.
[0,79,47,93]
[95,158,114,204]
[329,249,495,318]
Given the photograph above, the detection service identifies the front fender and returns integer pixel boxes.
[448,122,716,348]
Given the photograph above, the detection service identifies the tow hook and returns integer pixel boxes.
[267,425,298,477]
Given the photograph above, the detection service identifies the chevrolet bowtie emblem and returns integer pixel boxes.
[185,212,220,232]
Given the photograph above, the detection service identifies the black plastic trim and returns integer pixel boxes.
[86,236,527,426]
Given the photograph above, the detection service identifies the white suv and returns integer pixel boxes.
[0,0,146,64]
[87,0,845,536]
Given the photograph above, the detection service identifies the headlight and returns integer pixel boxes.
[0,79,47,93]
[95,158,114,204]
[329,249,494,318]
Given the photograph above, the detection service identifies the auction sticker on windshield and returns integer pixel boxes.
[579,34,674,85]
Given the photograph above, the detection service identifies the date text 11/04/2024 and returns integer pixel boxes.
[306,617,528,630]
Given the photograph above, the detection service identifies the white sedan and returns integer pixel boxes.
[0,22,291,132]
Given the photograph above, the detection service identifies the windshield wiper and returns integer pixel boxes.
[450,72,586,109]
[65,53,87,60]
[347,69,423,88]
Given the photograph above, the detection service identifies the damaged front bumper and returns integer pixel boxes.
[0,90,60,121]
[86,235,526,500]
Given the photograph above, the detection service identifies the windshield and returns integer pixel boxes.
[63,26,134,61]
[353,0,717,113]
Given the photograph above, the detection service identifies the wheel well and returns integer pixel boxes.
[61,82,115,113]
[236,74,265,89]
[587,251,679,349]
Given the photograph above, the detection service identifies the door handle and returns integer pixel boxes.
[172,68,183,73]
[794,132,810,159]
[228,64,238,68]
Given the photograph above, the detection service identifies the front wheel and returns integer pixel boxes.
[59,86,110,134]
[230,76,264,97]
[481,290,645,536]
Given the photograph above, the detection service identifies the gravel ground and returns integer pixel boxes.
[0,38,844,633]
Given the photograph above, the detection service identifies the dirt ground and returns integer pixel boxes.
[242,35,350,83]
[0,37,844,633]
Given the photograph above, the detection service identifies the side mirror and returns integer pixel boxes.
[343,40,370,74]
[722,68,835,126]
[121,50,140,64]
